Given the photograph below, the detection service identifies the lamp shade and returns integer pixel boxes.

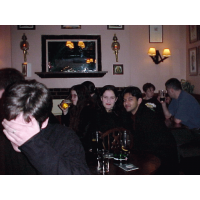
[148,48,156,56]
[163,48,171,57]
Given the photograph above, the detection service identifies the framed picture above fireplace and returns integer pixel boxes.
[41,35,102,73]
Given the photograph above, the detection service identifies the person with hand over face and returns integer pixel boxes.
[1,80,90,175]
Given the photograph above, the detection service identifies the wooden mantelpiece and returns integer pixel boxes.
[35,71,108,78]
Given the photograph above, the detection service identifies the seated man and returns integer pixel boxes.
[122,86,178,175]
[141,82,164,120]
[161,78,200,130]
[1,79,90,175]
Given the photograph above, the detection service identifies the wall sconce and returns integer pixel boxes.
[20,33,29,62]
[111,34,120,62]
[148,48,171,64]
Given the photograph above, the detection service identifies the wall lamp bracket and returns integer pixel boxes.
[20,33,29,63]
[148,48,171,64]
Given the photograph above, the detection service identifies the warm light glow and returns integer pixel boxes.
[89,58,93,62]
[148,48,156,56]
[78,41,85,49]
[86,59,90,63]
[162,48,171,57]
[66,41,74,49]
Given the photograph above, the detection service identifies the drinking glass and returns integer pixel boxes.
[97,149,110,174]
[120,131,131,160]
[159,90,167,102]
[59,99,72,110]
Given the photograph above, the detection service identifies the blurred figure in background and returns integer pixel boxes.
[81,81,101,108]
[0,68,25,174]
[0,68,25,99]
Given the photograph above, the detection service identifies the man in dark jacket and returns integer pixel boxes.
[1,79,90,175]
[122,86,179,175]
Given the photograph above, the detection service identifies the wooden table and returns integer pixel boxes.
[86,151,161,175]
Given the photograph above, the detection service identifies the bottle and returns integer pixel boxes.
[123,131,127,148]
[121,131,129,160]
[96,131,103,152]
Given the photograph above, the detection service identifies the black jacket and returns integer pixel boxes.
[123,104,178,174]
[94,108,125,133]
[61,105,95,151]
[0,123,90,175]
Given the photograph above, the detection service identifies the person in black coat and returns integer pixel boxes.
[94,85,125,133]
[141,82,165,120]
[60,84,95,151]
[122,86,179,175]
[0,80,90,175]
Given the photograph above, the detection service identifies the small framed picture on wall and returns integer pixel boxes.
[107,25,124,30]
[17,25,35,30]
[189,47,198,76]
[189,25,198,43]
[61,25,81,29]
[149,25,163,43]
[113,64,123,75]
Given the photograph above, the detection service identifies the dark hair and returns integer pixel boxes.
[99,85,123,114]
[165,78,182,90]
[0,68,25,90]
[81,81,96,95]
[70,84,92,106]
[100,85,118,98]
[142,83,155,92]
[2,79,52,128]
[69,84,94,132]
[122,86,142,100]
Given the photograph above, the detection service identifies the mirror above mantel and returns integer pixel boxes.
[35,35,107,78]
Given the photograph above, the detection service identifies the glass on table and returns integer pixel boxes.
[97,149,110,174]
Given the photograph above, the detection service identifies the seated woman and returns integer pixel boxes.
[94,85,125,133]
[141,82,164,119]
[59,84,95,151]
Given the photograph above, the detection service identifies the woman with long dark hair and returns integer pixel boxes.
[94,85,125,133]
[60,84,95,150]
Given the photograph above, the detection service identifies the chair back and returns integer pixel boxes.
[100,127,133,152]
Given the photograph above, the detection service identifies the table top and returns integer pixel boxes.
[86,150,161,175]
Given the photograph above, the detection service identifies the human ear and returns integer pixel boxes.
[41,117,49,129]
[138,98,142,105]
